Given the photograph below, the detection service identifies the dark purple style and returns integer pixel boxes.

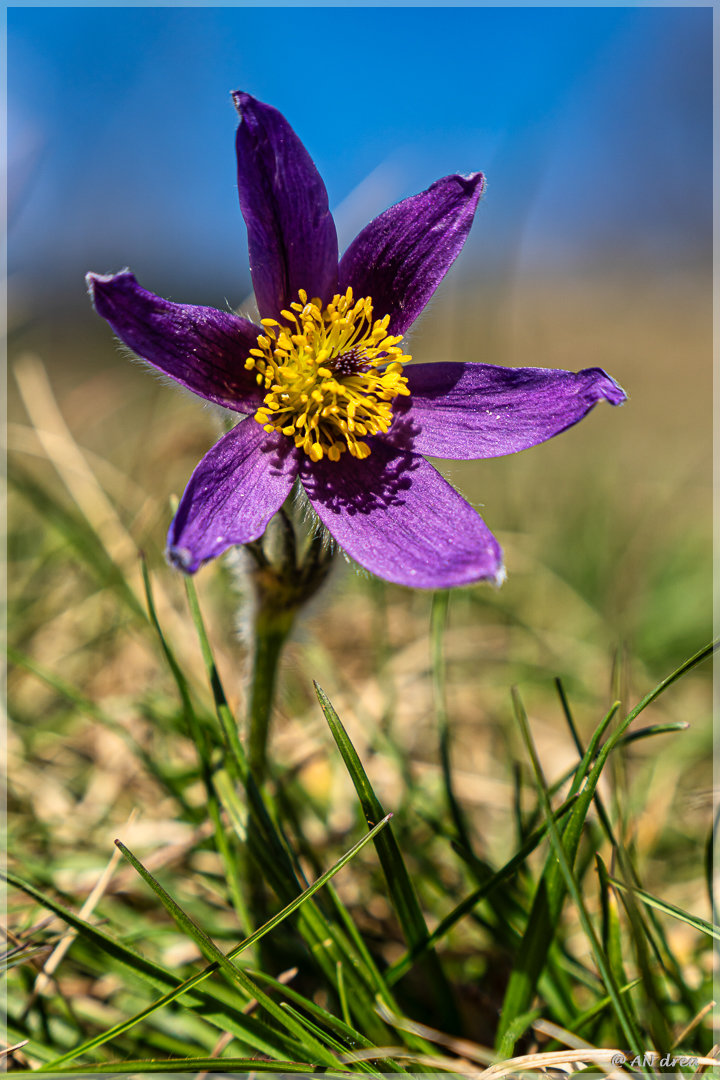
[87,93,626,589]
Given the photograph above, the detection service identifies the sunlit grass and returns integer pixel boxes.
[6,269,713,1073]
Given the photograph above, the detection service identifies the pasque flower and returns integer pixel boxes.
[87,93,625,589]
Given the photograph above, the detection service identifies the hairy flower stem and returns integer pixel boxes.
[244,494,334,784]
[242,506,333,944]
[247,611,292,783]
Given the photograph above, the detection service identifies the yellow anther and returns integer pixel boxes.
[247,288,411,463]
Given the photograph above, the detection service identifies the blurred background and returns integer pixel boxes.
[8,4,713,981]
[8,3,712,655]
[8,7,711,302]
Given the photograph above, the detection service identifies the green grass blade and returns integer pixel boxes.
[608,877,720,940]
[183,577,308,902]
[496,699,619,1052]
[324,883,392,1001]
[598,855,629,990]
[595,856,645,1044]
[140,557,207,753]
[497,641,715,1052]
[619,639,716,727]
[605,867,674,1053]
[209,776,395,1045]
[336,962,351,1028]
[541,722,688,809]
[510,687,646,1056]
[4,872,300,1063]
[114,834,385,1066]
[247,969,407,1072]
[37,960,297,1070]
[573,978,644,1033]
[25,818,391,1070]
[317,885,433,1050]
[314,683,430,950]
[4,869,186,996]
[706,808,718,925]
[557,676,700,1023]
[431,591,474,853]
[557,677,665,1037]
[280,1003,353,1056]
[183,574,353,1019]
[120,812,393,965]
[35,1058,321,1074]
[385,792,579,986]
[618,721,690,745]
[141,560,252,931]
[183,576,248,775]
[313,682,459,1031]
[211,781,399,1036]
[566,701,620,799]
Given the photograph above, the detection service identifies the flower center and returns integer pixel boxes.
[245,288,411,462]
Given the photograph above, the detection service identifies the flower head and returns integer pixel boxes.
[87,93,626,589]
[248,287,411,463]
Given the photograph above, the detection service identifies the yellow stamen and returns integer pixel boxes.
[247,287,411,462]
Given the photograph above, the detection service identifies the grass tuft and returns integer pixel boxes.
[7,287,713,1072]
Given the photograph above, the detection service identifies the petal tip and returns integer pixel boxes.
[583,367,627,407]
[231,89,253,117]
[443,171,486,203]
[605,377,627,407]
[475,537,505,589]
[85,269,108,299]
[461,170,486,194]
[166,544,199,574]
[491,563,507,589]
[85,268,135,308]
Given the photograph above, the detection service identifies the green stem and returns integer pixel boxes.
[248,612,292,782]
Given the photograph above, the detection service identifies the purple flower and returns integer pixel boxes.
[87,93,626,590]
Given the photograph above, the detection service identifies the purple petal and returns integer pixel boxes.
[387,363,627,460]
[301,443,503,589]
[87,271,263,413]
[338,173,484,337]
[167,419,299,573]
[232,92,338,319]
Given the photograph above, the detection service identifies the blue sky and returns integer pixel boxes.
[8,6,712,307]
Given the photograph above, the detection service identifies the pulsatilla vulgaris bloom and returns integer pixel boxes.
[87,93,626,589]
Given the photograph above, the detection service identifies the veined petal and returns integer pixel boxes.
[87,271,263,413]
[167,419,299,573]
[339,173,484,337]
[301,443,503,589]
[232,92,338,319]
[387,363,627,460]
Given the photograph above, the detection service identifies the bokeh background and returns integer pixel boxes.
[8,5,713,1007]
[9,7,711,302]
[9,4,713,659]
